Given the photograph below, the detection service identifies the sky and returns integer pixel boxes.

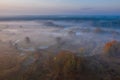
[0,0,120,16]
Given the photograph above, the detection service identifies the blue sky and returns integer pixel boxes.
[0,0,120,16]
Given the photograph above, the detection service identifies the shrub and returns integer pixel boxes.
[104,40,120,57]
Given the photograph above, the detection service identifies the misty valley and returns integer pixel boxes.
[0,16,120,80]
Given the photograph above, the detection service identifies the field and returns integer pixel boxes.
[0,18,120,80]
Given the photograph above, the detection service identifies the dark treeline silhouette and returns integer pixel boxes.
[0,15,120,21]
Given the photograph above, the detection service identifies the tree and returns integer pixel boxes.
[104,40,120,57]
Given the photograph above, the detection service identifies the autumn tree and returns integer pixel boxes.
[104,40,120,57]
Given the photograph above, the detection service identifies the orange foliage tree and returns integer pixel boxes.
[104,40,120,57]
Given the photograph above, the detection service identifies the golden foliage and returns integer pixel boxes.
[48,50,87,80]
[104,40,117,52]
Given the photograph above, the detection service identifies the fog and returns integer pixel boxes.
[0,19,120,56]
[0,17,120,80]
